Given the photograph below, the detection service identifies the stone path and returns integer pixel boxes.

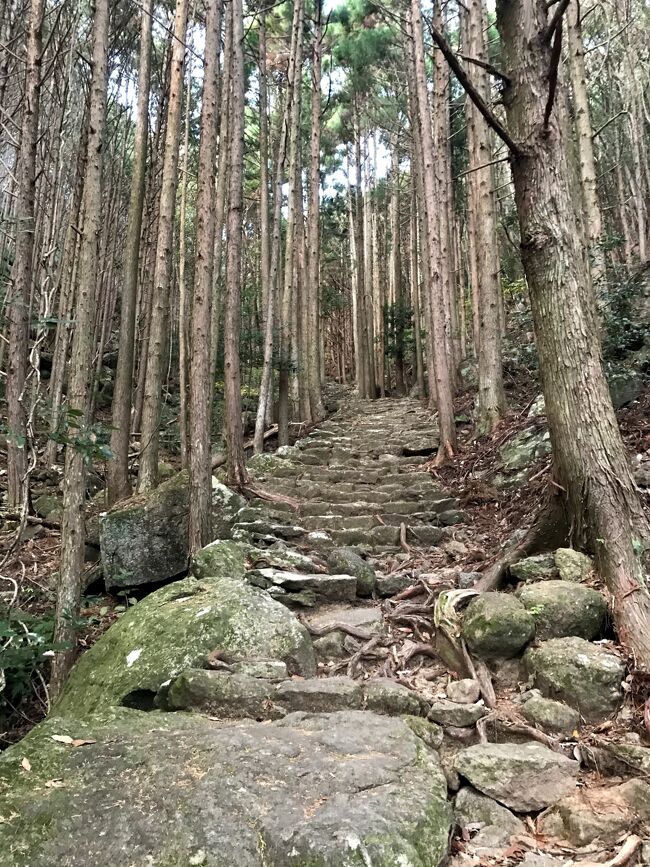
[1,390,644,866]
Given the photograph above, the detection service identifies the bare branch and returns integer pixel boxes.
[456,51,510,84]
[544,0,570,42]
[543,20,563,129]
[428,22,523,157]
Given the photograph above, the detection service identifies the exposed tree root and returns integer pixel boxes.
[241,483,300,512]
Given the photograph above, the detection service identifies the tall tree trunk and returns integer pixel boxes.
[463,0,506,434]
[5,0,44,509]
[223,0,248,486]
[390,137,405,395]
[51,0,109,696]
[278,0,304,446]
[188,0,223,551]
[566,0,605,285]
[107,0,153,505]
[409,0,456,458]
[138,0,189,492]
[496,0,650,670]
[306,0,326,422]
[177,41,193,468]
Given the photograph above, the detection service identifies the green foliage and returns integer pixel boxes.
[47,407,114,463]
[0,610,60,712]
[601,266,650,362]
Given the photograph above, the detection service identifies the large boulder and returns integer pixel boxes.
[521,695,580,735]
[54,575,316,717]
[517,580,607,641]
[327,547,377,596]
[462,593,535,659]
[524,637,625,722]
[454,742,579,811]
[510,553,557,583]
[0,709,452,867]
[539,779,650,845]
[100,472,246,590]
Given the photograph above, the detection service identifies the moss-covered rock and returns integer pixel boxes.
[462,593,535,660]
[524,636,625,722]
[554,548,593,582]
[0,709,451,866]
[517,580,607,641]
[100,473,246,590]
[500,427,551,472]
[521,695,580,735]
[190,539,251,579]
[327,547,376,597]
[54,575,316,718]
[510,553,557,582]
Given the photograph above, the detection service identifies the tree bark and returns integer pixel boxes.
[409,0,456,459]
[51,0,109,696]
[496,0,650,671]
[107,0,153,505]
[138,0,189,492]
[223,0,248,486]
[188,0,223,552]
[5,0,44,509]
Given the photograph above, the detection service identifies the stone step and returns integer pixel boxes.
[246,567,358,602]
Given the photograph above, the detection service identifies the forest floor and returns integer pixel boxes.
[1,374,648,752]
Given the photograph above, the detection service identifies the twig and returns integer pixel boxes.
[347,634,383,677]
[578,836,641,867]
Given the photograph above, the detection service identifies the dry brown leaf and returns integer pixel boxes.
[20,757,31,772]
[45,779,64,789]
[51,735,74,745]
[71,738,96,747]
[50,735,96,747]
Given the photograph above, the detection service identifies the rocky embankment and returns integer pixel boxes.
[1,391,648,866]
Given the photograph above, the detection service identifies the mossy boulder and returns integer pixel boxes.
[0,709,451,866]
[462,593,535,660]
[190,539,251,579]
[510,553,557,582]
[517,580,607,641]
[500,427,551,471]
[554,548,593,582]
[327,547,377,596]
[54,575,316,718]
[521,695,580,735]
[455,786,524,851]
[524,637,625,722]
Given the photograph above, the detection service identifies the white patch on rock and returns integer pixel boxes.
[195,607,211,619]
[126,649,142,668]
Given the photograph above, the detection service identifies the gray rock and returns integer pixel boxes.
[247,568,357,602]
[275,676,363,713]
[327,547,377,596]
[524,637,625,722]
[0,709,452,866]
[462,593,535,660]
[579,741,650,778]
[519,855,567,867]
[231,659,288,681]
[364,679,426,717]
[191,539,250,579]
[376,573,416,597]
[554,548,593,582]
[100,472,245,590]
[403,715,444,749]
[521,696,580,735]
[427,699,486,727]
[33,493,62,521]
[608,367,644,409]
[458,572,482,589]
[500,427,552,471]
[518,580,607,641]
[539,778,650,845]
[454,742,579,811]
[54,575,316,718]
[447,679,481,705]
[164,669,283,719]
[510,553,557,582]
[455,786,524,850]
[308,605,383,659]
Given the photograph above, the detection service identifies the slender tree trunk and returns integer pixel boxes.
[5,0,44,509]
[223,0,248,486]
[51,0,108,696]
[410,177,425,398]
[306,0,326,422]
[107,0,153,505]
[188,0,223,551]
[496,0,650,670]
[258,7,270,334]
[278,0,304,446]
[390,138,405,395]
[566,0,604,284]
[463,0,506,434]
[177,41,192,468]
[409,0,456,458]
[138,0,189,492]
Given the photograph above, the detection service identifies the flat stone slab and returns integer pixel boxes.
[0,709,452,867]
[247,568,357,601]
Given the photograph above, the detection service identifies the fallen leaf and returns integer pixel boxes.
[45,779,64,789]
[20,758,31,772]
[50,735,96,747]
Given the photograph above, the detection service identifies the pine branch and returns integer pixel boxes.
[544,0,570,42]
[457,52,511,85]
[428,21,523,158]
